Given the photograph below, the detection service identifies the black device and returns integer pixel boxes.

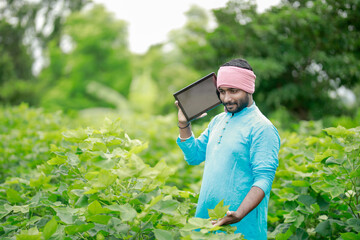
[173,72,221,122]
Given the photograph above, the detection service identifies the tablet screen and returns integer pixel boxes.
[173,72,221,122]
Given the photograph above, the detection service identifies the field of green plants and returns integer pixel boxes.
[1,0,360,239]
[0,104,359,239]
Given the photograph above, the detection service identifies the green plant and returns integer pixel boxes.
[269,125,360,239]
[0,107,242,239]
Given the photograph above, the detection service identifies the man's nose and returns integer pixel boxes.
[224,92,231,102]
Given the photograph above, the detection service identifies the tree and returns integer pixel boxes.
[131,43,201,115]
[168,5,217,73]
[249,0,360,119]
[39,5,132,110]
[0,20,34,104]
[172,0,360,120]
[0,0,89,105]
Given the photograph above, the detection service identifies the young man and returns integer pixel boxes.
[176,59,280,240]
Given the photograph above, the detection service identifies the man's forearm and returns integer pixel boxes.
[178,122,192,141]
[214,186,265,226]
[235,186,265,220]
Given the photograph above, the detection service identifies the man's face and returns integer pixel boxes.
[218,87,250,113]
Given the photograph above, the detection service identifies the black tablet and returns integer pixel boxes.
[173,72,221,122]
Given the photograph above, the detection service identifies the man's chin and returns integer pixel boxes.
[225,106,239,113]
[225,105,246,114]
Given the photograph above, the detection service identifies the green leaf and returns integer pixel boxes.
[118,204,137,222]
[315,220,331,237]
[86,214,112,225]
[346,218,360,232]
[313,181,344,199]
[62,129,88,142]
[91,156,117,170]
[350,167,360,178]
[182,218,213,231]
[208,199,229,220]
[64,223,95,235]
[314,149,333,162]
[0,204,13,219]
[298,195,316,207]
[92,142,107,152]
[340,232,360,240]
[153,229,174,240]
[344,142,360,152]
[327,185,344,199]
[284,210,304,227]
[292,228,309,240]
[66,153,80,166]
[53,207,76,224]
[11,205,29,214]
[47,156,66,165]
[97,170,117,187]
[310,203,320,214]
[88,200,106,215]
[109,217,130,234]
[6,188,24,204]
[75,195,88,208]
[16,227,41,240]
[325,157,345,165]
[275,225,293,240]
[28,216,41,226]
[292,180,310,187]
[147,195,163,209]
[151,199,179,215]
[324,126,355,138]
[42,217,57,240]
[104,203,137,222]
[30,175,51,188]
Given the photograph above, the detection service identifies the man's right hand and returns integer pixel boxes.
[175,101,208,126]
[175,101,189,127]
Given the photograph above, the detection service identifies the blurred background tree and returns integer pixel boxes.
[0,0,359,121]
[38,5,132,110]
[0,0,89,105]
[172,0,359,120]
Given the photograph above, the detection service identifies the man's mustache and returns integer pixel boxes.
[223,102,237,106]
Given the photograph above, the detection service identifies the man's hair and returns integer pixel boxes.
[221,58,253,71]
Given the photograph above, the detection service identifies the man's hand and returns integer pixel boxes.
[175,100,208,141]
[175,101,208,125]
[175,101,188,126]
[211,210,242,226]
[211,187,265,227]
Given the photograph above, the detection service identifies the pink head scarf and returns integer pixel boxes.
[216,66,256,94]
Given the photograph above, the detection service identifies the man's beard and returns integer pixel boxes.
[223,94,250,113]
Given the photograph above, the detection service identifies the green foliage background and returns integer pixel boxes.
[0,0,359,239]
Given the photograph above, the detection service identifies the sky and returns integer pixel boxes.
[93,0,281,54]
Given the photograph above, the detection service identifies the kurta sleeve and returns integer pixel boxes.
[250,124,280,195]
[176,127,209,165]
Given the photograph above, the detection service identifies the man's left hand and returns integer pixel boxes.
[211,210,242,226]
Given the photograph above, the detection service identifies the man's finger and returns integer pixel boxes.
[214,217,227,226]
[196,112,207,119]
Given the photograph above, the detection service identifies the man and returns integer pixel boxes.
[175,58,280,239]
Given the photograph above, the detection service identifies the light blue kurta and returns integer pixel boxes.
[177,102,280,240]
